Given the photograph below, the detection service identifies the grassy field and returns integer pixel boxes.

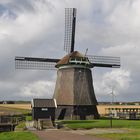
[61,119,140,140]
[1,104,140,140]
[0,105,31,115]
[1,120,140,140]
[94,129,140,140]
[62,119,140,129]
[0,104,31,110]
[1,104,140,115]
[0,132,39,140]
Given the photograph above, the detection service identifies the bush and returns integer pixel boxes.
[15,121,26,131]
[26,116,32,121]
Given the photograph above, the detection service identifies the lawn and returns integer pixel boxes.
[62,119,140,129]
[94,129,140,140]
[61,119,140,140]
[0,131,39,140]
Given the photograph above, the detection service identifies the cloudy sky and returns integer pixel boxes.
[0,0,140,102]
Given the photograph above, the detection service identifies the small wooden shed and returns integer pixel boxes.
[31,99,57,122]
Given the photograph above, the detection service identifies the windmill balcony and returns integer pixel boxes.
[69,57,90,66]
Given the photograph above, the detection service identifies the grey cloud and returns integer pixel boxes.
[0,0,140,101]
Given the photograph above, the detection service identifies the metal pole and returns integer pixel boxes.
[110,115,112,128]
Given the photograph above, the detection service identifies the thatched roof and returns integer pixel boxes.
[56,51,84,67]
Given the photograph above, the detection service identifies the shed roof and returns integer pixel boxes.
[31,99,57,108]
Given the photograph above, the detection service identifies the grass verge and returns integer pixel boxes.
[93,129,140,140]
[61,119,140,140]
[61,119,140,129]
[15,121,26,131]
[0,131,39,140]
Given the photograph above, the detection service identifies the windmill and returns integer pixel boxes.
[15,8,120,120]
[109,87,117,104]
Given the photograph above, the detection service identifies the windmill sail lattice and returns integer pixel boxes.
[64,8,76,53]
[15,57,60,70]
[86,55,120,68]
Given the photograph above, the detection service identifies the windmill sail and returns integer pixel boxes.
[64,8,76,53]
[15,56,60,70]
[87,55,120,68]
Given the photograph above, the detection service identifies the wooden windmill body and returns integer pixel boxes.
[15,8,120,120]
[54,51,99,119]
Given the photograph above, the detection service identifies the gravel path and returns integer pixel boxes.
[33,129,111,140]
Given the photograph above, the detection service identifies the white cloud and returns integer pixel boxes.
[95,69,131,96]
[20,80,55,98]
[100,43,140,74]
[107,0,140,31]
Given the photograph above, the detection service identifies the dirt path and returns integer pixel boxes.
[33,129,110,140]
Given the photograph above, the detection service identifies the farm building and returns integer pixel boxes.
[107,107,140,119]
[31,99,57,122]
[97,105,140,119]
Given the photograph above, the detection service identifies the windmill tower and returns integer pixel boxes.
[15,8,120,120]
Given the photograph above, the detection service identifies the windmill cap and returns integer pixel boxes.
[55,51,91,68]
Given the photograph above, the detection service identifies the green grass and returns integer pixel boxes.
[61,119,140,129]
[15,121,26,130]
[0,131,39,140]
[26,115,32,121]
[94,129,140,140]
[61,119,140,140]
